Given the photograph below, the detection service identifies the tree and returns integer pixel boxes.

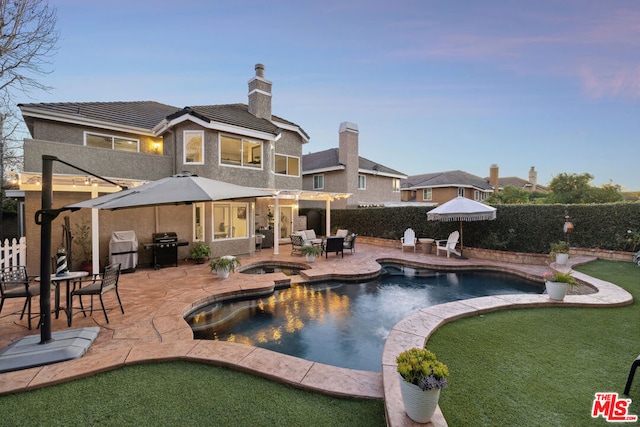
[546,172,623,204]
[0,0,59,239]
[486,185,531,204]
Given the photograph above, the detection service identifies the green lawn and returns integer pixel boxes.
[1,260,637,426]
[0,362,385,427]
[428,260,640,426]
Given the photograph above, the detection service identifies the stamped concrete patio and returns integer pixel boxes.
[0,242,633,427]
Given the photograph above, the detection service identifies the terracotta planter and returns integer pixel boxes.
[546,281,568,301]
[399,376,441,423]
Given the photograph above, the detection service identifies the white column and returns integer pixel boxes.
[325,198,331,236]
[91,187,100,274]
[273,196,280,255]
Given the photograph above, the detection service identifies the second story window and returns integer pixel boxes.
[85,132,139,152]
[275,154,300,176]
[358,174,366,189]
[392,178,400,192]
[313,174,324,190]
[458,187,465,197]
[184,130,204,164]
[220,135,262,169]
[423,188,432,201]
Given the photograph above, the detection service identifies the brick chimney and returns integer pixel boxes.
[489,164,499,191]
[528,166,538,191]
[339,122,359,198]
[248,63,272,120]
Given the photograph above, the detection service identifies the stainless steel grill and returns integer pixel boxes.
[142,232,188,269]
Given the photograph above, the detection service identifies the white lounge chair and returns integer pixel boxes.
[401,228,417,252]
[436,231,461,258]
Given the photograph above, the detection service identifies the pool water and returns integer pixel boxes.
[187,264,542,372]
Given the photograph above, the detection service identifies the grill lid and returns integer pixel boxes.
[153,232,178,243]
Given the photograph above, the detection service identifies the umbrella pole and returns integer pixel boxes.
[458,220,467,260]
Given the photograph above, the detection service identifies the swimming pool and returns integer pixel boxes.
[186,263,542,372]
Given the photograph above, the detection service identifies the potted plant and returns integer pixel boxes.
[543,270,578,301]
[550,241,570,265]
[300,245,321,262]
[209,255,241,279]
[73,219,93,273]
[190,242,211,264]
[396,347,449,423]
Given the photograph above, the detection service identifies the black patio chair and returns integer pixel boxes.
[71,263,124,324]
[323,236,344,258]
[0,266,40,329]
[343,233,357,254]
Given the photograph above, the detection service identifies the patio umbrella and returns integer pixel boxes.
[427,196,497,258]
[66,172,270,210]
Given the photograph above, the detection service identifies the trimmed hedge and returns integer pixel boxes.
[301,203,640,254]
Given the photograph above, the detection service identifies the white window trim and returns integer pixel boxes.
[423,188,432,201]
[458,187,465,197]
[358,174,366,190]
[218,133,263,170]
[313,174,324,190]
[274,153,300,177]
[84,131,140,152]
[212,202,249,241]
[193,203,205,241]
[392,178,400,192]
[183,130,205,165]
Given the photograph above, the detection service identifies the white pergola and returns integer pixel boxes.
[260,189,351,255]
[16,172,351,262]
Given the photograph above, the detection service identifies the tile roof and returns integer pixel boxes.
[495,176,549,192]
[302,148,340,171]
[19,101,181,130]
[358,155,406,177]
[187,104,281,135]
[19,101,308,139]
[498,176,532,188]
[302,148,406,177]
[402,170,493,190]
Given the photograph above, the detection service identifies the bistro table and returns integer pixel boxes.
[37,271,89,327]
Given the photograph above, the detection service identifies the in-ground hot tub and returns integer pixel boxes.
[238,261,308,276]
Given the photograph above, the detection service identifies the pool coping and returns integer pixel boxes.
[0,245,633,427]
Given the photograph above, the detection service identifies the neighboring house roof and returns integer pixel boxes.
[359,156,407,178]
[498,176,532,188]
[486,176,548,192]
[402,170,493,191]
[19,101,308,141]
[303,148,342,173]
[302,148,406,178]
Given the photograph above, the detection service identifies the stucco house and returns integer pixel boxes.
[302,122,407,209]
[401,169,494,205]
[16,64,347,273]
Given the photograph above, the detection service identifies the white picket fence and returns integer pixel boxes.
[0,237,26,268]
